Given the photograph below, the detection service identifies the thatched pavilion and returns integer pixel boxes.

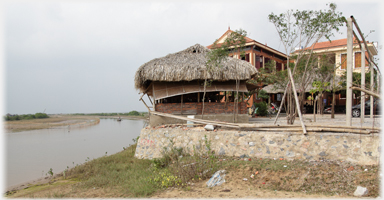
[135,44,257,126]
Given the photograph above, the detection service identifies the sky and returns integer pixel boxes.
[1,0,383,115]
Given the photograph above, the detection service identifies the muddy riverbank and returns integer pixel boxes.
[3,114,148,133]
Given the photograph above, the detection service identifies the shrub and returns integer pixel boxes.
[150,135,221,189]
[35,113,49,119]
[128,111,140,116]
[23,114,35,120]
[254,102,268,116]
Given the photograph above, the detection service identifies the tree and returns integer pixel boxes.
[309,80,331,121]
[268,3,345,126]
[205,29,247,122]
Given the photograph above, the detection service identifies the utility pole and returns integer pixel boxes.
[370,62,374,118]
[346,17,353,126]
[360,45,365,123]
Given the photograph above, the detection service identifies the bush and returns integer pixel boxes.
[128,111,140,116]
[149,135,220,189]
[34,113,49,119]
[23,114,35,120]
[254,102,268,116]
[4,113,49,121]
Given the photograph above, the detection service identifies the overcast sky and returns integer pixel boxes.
[2,0,383,114]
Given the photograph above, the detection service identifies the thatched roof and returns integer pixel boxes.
[134,44,258,92]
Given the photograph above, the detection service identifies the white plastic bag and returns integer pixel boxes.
[206,170,226,187]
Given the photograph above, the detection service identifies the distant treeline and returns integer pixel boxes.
[73,111,147,116]
[4,113,49,121]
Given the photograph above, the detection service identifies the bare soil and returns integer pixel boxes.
[6,158,379,198]
[3,114,147,133]
[3,115,100,133]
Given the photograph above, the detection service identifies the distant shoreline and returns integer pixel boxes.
[3,114,148,133]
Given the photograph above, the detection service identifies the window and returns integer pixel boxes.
[276,62,282,71]
[355,52,361,68]
[340,53,347,70]
[354,51,368,68]
[277,93,282,101]
[241,53,250,62]
[255,55,262,70]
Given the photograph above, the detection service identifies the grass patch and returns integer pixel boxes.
[66,143,157,197]
[149,135,222,189]
[7,136,380,198]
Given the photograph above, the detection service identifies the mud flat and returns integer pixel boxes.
[3,115,102,133]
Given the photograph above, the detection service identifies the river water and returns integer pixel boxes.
[5,118,144,189]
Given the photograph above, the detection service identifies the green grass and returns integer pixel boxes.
[67,144,158,197]
[48,140,380,198]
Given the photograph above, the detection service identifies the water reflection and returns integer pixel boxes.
[6,119,144,189]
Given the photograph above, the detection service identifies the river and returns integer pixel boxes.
[5,118,145,189]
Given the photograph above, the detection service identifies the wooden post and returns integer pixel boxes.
[262,56,265,69]
[346,18,353,126]
[360,45,366,123]
[376,70,379,115]
[181,94,183,115]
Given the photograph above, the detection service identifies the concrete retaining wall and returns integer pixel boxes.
[135,127,381,165]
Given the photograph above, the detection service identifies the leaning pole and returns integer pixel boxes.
[360,44,365,123]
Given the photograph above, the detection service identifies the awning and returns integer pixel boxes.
[151,81,248,100]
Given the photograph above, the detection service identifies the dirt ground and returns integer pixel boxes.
[7,158,377,198]
[150,168,349,199]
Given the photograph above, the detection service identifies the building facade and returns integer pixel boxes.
[298,38,378,109]
[207,28,288,108]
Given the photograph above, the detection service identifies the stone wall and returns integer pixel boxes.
[135,127,380,165]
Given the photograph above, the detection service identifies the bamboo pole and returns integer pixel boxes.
[147,94,153,105]
[361,45,366,123]
[274,82,289,124]
[151,111,240,128]
[351,87,380,99]
[286,65,307,134]
[250,127,376,134]
[239,123,380,130]
[351,16,380,74]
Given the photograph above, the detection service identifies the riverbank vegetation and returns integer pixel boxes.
[6,136,379,198]
[4,113,49,121]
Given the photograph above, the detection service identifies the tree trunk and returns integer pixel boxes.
[313,95,317,122]
[331,91,335,118]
